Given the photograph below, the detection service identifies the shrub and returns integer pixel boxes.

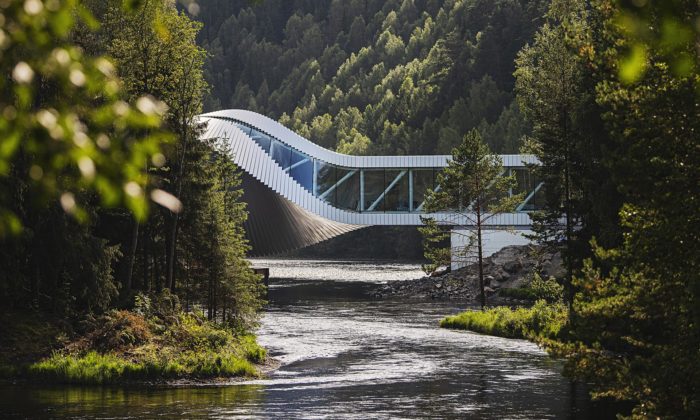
[529,273,564,303]
[239,334,267,363]
[499,273,564,303]
[498,287,538,301]
[92,310,152,352]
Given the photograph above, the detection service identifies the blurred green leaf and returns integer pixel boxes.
[619,43,647,84]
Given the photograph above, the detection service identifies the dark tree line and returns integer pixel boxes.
[0,0,263,329]
[515,0,699,417]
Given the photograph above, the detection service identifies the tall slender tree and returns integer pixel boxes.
[514,0,622,304]
[421,129,522,309]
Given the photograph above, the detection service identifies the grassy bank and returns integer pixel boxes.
[1,295,266,385]
[440,300,568,340]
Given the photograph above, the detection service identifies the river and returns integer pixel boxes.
[0,259,616,419]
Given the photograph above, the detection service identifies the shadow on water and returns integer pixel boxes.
[0,260,626,419]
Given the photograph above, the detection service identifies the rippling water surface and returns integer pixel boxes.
[0,259,615,419]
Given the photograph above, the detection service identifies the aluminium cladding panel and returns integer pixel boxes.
[319,201,328,220]
[240,138,255,178]
[273,161,283,195]
[254,143,271,186]
[303,192,309,214]
[263,154,272,186]
[202,110,536,171]
[231,130,246,166]
[229,127,243,166]
[202,110,453,169]
[292,180,300,206]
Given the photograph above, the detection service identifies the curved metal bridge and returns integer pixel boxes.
[199,110,543,256]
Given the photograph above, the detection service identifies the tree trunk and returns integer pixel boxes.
[142,224,150,291]
[166,218,179,291]
[476,208,486,310]
[563,109,574,308]
[222,292,227,324]
[167,62,196,291]
[123,218,139,293]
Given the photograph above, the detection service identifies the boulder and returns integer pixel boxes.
[503,260,522,274]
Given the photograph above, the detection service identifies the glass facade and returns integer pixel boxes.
[334,167,359,211]
[512,168,542,211]
[362,169,385,211]
[384,170,409,212]
[224,118,543,213]
[411,169,435,211]
[289,149,313,192]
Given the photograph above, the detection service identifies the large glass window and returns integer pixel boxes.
[513,168,535,197]
[315,161,335,201]
[270,139,291,170]
[411,169,434,211]
[234,122,252,136]
[511,168,543,211]
[335,168,360,211]
[289,149,313,192]
[363,169,385,211]
[529,183,545,210]
[249,128,271,153]
[384,170,409,212]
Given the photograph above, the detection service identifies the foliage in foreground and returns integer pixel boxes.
[440,300,568,341]
[22,300,266,384]
[512,0,700,417]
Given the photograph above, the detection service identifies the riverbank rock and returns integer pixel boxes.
[371,244,563,301]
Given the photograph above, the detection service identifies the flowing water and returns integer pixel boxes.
[0,259,617,419]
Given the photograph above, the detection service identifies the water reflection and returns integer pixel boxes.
[0,384,264,418]
[0,260,618,419]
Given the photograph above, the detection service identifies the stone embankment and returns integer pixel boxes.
[372,245,564,300]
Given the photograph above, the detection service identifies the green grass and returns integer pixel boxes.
[20,310,266,384]
[440,300,568,340]
[27,350,258,384]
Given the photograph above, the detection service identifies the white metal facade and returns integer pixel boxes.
[199,109,537,229]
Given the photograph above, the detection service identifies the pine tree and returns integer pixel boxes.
[420,129,522,309]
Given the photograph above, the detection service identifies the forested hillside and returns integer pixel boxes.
[197,0,547,154]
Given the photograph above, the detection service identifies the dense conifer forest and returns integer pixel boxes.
[196,0,547,155]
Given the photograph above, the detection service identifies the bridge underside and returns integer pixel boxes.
[241,172,363,256]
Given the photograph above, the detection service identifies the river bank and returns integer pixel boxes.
[0,294,267,385]
[371,244,564,302]
[1,259,622,418]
